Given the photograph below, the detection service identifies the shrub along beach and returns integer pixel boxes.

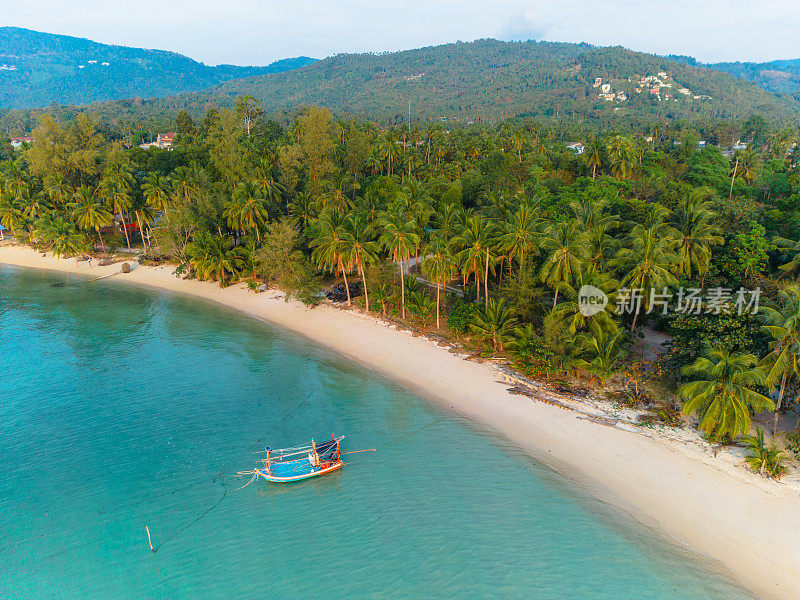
[2,103,800,598]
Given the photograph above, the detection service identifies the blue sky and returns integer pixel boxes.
[3,0,799,66]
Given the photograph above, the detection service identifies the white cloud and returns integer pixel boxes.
[1,0,799,65]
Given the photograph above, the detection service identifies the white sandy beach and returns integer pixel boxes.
[2,243,799,600]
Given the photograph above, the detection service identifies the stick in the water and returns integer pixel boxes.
[145,525,154,552]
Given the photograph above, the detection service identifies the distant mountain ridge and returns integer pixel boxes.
[673,55,800,96]
[3,34,800,130]
[85,38,800,128]
[0,27,317,108]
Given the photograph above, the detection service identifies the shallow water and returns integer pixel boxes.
[0,265,756,599]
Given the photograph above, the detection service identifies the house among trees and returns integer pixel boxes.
[566,142,584,154]
[10,136,33,149]
[138,132,177,150]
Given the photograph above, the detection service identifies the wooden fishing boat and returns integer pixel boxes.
[255,435,344,483]
[237,434,375,487]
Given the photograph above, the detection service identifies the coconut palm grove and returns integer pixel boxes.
[2,102,800,475]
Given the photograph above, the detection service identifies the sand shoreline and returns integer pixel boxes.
[2,243,799,600]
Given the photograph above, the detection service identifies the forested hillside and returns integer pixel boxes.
[705,58,800,96]
[9,38,794,132]
[0,27,316,109]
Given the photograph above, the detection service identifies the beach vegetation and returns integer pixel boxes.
[678,348,774,440]
[742,427,790,479]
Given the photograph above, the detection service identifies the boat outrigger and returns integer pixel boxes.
[238,434,373,485]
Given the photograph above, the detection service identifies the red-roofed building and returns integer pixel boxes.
[9,136,34,149]
[157,132,177,148]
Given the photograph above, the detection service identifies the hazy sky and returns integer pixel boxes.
[3,0,799,66]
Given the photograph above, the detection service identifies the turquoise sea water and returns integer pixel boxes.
[0,265,755,600]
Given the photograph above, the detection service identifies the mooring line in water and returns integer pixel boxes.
[151,480,229,553]
[253,390,316,449]
[5,476,219,553]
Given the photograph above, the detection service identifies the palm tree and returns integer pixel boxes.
[674,192,723,280]
[339,212,379,312]
[678,348,774,440]
[378,209,420,319]
[289,191,316,231]
[132,201,158,254]
[511,131,524,162]
[500,203,539,275]
[577,322,628,383]
[33,214,86,258]
[186,232,246,286]
[539,220,587,306]
[760,286,800,435]
[570,195,618,234]
[585,227,619,273]
[407,289,435,321]
[433,201,462,242]
[0,195,27,237]
[100,160,135,251]
[371,282,393,317]
[450,214,497,307]
[225,181,270,241]
[24,191,52,222]
[469,298,517,351]
[738,146,760,184]
[743,428,789,479]
[42,176,73,210]
[614,223,679,330]
[422,236,457,329]
[310,209,352,305]
[70,185,113,252]
[170,166,197,205]
[320,177,354,212]
[774,237,800,280]
[552,268,619,334]
[606,135,636,179]
[253,159,285,207]
[584,136,606,180]
[508,323,540,366]
[142,172,172,217]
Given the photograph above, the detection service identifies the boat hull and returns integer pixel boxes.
[256,460,343,483]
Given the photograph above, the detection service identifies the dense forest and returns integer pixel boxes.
[0,27,316,109]
[2,39,799,134]
[2,101,800,477]
[680,55,800,96]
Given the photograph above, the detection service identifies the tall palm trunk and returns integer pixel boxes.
[484,249,490,309]
[135,213,147,254]
[340,257,351,306]
[398,257,406,319]
[774,371,787,436]
[118,205,132,251]
[359,261,369,313]
[435,282,441,329]
[473,258,480,303]
[96,226,104,254]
